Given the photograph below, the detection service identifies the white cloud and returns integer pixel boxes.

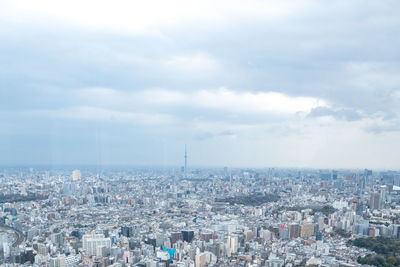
[0,0,311,34]
[73,87,328,116]
[194,88,327,114]
[141,88,327,115]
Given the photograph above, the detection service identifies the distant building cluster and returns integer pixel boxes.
[0,167,400,266]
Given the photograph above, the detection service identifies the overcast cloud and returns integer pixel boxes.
[1,0,400,169]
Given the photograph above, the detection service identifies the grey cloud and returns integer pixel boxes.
[364,120,400,134]
[308,107,363,121]
[195,130,235,141]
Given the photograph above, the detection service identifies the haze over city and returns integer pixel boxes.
[3,2,400,267]
[1,0,400,169]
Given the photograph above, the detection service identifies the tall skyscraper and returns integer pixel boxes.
[182,230,194,243]
[289,224,301,239]
[72,170,81,181]
[369,192,381,210]
[121,226,134,238]
[300,224,314,238]
[184,145,187,174]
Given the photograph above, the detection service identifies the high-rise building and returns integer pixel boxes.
[279,225,289,240]
[356,220,369,236]
[50,232,64,247]
[289,224,301,239]
[369,192,381,210]
[121,226,133,238]
[316,232,323,241]
[82,233,111,256]
[245,230,253,240]
[200,232,213,242]
[182,230,194,243]
[300,224,314,238]
[260,229,272,241]
[49,255,66,267]
[229,235,239,254]
[170,232,183,244]
[63,182,76,196]
[184,145,187,174]
[72,170,81,181]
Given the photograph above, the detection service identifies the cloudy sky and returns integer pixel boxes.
[1,0,400,169]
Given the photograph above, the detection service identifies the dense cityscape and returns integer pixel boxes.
[1,164,400,266]
[2,0,400,266]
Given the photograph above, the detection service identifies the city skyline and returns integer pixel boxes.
[2,1,400,266]
[1,165,400,266]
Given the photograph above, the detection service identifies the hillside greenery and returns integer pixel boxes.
[215,193,279,206]
[350,237,400,267]
[282,205,336,216]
